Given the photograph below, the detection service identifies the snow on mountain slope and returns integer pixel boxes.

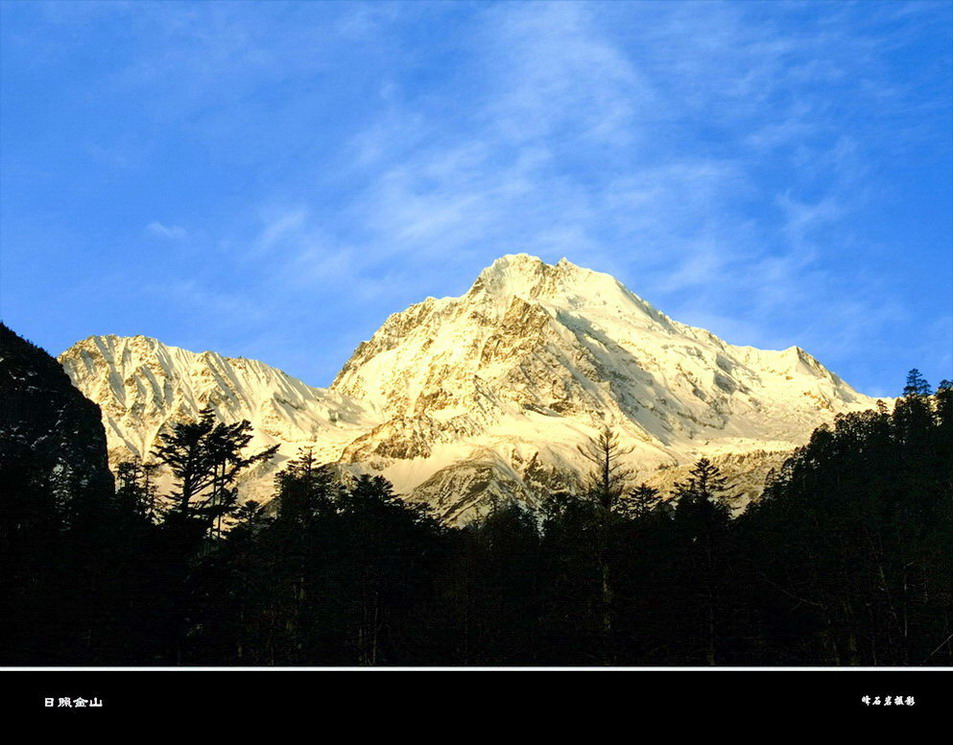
[58,335,379,502]
[59,255,884,522]
[331,254,882,520]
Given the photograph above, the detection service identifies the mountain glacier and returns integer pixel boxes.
[59,254,884,522]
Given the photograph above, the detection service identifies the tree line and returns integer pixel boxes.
[1,369,950,666]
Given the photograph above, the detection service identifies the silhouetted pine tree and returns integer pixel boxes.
[436,500,542,664]
[115,458,160,523]
[616,482,662,519]
[668,459,735,664]
[152,407,278,542]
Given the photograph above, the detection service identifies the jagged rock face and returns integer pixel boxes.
[0,323,114,500]
[59,255,884,523]
[58,334,379,502]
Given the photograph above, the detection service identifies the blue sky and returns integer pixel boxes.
[1,1,950,397]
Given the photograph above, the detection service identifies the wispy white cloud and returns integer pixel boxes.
[481,2,654,148]
[146,221,187,240]
[254,208,309,254]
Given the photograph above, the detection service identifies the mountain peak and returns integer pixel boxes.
[474,253,552,289]
[475,253,595,284]
[471,253,616,301]
[467,254,676,335]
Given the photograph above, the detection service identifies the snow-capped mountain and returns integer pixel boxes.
[59,254,883,521]
[58,335,379,502]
